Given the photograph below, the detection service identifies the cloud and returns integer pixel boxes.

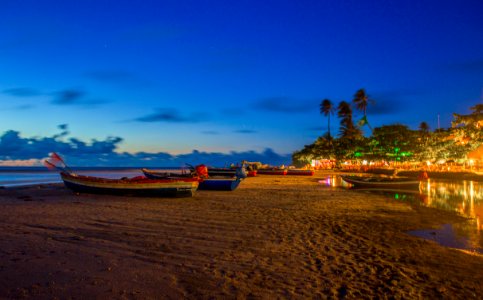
[234,129,257,134]
[201,130,220,135]
[133,109,206,123]
[253,97,314,113]
[369,89,427,115]
[0,104,35,111]
[84,70,150,87]
[15,104,34,110]
[52,89,86,105]
[0,126,124,161]
[443,60,483,73]
[0,127,291,167]
[3,87,42,97]
[51,89,108,107]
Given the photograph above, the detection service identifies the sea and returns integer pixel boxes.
[0,166,183,187]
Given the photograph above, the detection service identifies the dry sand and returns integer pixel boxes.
[0,171,482,299]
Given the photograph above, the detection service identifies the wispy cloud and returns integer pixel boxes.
[234,129,257,134]
[253,97,314,113]
[84,70,150,87]
[133,108,206,123]
[201,130,220,135]
[0,104,35,111]
[52,89,86,105]
[3,87,42,97]
[443,59,483,73]
[369,89,427,115]
[50,89,108,107]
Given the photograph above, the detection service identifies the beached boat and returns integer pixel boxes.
[142,168,194,179]
[198,177,243,191]
[256,168,288,175]
[60,172,199,197]
[142,166,245,191]
[341,175,421,190]
[206,167,237,177]
[286,169,314,176]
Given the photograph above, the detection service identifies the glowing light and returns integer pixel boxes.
[362,160,368,165]
[426,161,431,166]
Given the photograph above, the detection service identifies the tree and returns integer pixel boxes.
[320,99,334,140]
[371,124,417,162]
[417,122,432,161]
[419,122,430,133]
[352,88,375,132]
[337,101,361,140]
[452,103,483,144]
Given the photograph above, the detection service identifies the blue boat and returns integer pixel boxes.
[198,177,243,191]
[142,165,246,191]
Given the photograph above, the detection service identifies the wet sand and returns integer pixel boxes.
[0,171,482,299]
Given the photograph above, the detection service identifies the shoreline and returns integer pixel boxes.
[0,171,482,298]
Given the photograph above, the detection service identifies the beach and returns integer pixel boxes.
[0,171,482,299]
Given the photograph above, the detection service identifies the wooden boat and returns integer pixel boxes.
[198,177,243,191]
[256,168,288,175]
[60,172,199,197]
[206,167,237,177]
[286,169,314,176]
[142,166,245,191]
[142,168,194,179]
[341,175,420,190]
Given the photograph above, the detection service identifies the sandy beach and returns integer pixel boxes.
[0,171,482,299]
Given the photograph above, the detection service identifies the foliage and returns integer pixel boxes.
[293,92,482,166]
[320,99,335,139]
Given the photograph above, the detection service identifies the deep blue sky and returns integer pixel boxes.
[0,0,482,166]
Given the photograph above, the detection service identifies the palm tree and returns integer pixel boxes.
[337,101,353,137]
[418,121,431,161]
[419,122,430,133]
[320,99,334,140]
[352,88,375,132]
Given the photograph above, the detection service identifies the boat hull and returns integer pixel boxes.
[142,169,244,191]
[207,168,237,177]
[286,169,314,176]
[341,176,420,190]
[198,177,242,191]
[142,168,194,180]
[61,173,198,197]
[256,169,288,175]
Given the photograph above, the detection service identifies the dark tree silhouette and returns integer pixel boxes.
[320,99,334,140]
[352,88,375,132]
[337,101,360,139]
[419,122,430,133]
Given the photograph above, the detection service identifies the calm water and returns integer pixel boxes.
[0,167,183,187]
[322,175,483,254]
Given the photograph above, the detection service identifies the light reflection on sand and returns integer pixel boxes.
[322,175,483,252]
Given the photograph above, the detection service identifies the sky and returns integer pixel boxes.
[0,0,482,166]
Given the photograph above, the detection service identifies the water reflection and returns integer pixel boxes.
[322,175,483,253]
